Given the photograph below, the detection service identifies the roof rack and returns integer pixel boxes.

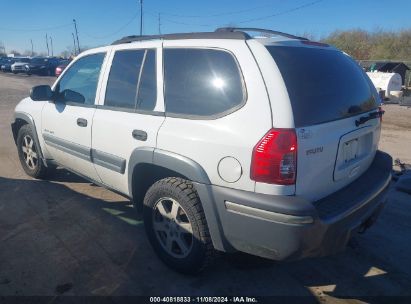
[215,27,309,41]
[112,31,250,45]
[112,27,307,45]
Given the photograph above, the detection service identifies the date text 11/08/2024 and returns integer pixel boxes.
[149,297,258,303]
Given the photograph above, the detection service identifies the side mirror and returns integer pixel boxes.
[62,89,85,104]
[30,85,53,101]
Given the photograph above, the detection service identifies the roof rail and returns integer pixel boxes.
[112,31,250,45]
[215,27,309,41]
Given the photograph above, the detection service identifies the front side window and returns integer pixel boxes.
[57,53,105,105]
[164,48,245,117]
[105,49,157,111]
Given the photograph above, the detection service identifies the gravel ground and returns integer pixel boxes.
[0,72,410,302]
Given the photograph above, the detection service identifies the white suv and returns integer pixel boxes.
[11,28,392,273]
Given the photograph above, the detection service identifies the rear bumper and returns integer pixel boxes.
[197,150,392,260]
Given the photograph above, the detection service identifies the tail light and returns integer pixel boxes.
[250,129,297,185]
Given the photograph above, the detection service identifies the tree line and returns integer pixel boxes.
[321,28,411,61]
[2,29,410,61]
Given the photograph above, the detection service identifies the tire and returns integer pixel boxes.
[16,124,47,179]
[143,177,214,274]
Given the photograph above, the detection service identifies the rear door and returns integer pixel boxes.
[266,45,381,201]
[91,42,165,195]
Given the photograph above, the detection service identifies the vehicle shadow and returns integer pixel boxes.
[45,167,90,183]
[0,168,410,300]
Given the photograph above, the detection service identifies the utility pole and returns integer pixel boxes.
[73,19,80,53]
[158,13,161,35]
[49,36,53,56]
[30,39,33,57]
[46,33,49,56]
[139,0,143,36]
[72,33,77,56]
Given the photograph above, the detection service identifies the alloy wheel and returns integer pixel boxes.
[21,135,38,170]
[152,197,194,258]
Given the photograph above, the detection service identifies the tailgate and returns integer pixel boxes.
[296,113,381,201]
[265,44,382,201]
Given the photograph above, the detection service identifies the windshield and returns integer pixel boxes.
[266,46,378,127]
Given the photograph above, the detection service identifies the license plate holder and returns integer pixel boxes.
[343,138,359,163]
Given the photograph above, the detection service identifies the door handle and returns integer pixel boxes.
[77,118,88,127]
[132,129,147,141]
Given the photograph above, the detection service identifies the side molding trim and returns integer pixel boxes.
[91,148,126,174]
[43,133,91,162]
[42,134,127,174]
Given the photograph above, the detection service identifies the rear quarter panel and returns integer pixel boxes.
[157,40,272,192]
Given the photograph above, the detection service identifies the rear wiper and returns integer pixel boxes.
[355,109,385,127]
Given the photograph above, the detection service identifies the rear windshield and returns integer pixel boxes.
[266,46,378,127]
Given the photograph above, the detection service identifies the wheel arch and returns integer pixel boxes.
[128,148,211,204]
[12,112,45,162]
[128,148,229,252]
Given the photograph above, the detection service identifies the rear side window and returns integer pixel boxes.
[266,46,377,127]
[164,48,244,117]
[137,50,157,111]
[105,50,145,109]
[105,49,156,110]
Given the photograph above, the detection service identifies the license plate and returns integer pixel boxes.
[343,138,358,163]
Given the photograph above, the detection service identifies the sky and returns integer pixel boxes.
[1,0,411,55]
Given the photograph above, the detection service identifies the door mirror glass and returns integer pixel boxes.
[62,89,85,104]
[30,85,53,101]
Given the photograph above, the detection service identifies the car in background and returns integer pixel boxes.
[25,57,61,76]
[55,59,71,77]
[1,58,17,72]
[0,57,8,70]
[11,58,31,74]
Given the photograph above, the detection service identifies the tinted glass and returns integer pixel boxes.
[266,46,377,127]
[137,50,157,111]
[164,49,244,116]
[57,53,105,105]
[105,50,145,109]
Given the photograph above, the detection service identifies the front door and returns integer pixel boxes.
[41,52,107,181]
